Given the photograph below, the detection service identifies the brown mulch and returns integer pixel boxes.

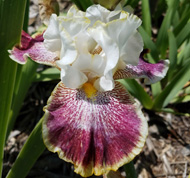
[3,1,190,178]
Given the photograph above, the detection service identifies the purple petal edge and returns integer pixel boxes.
[8,31,58,66]
[114,57,169,84]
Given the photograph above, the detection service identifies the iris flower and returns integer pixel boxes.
[9,4,169,177]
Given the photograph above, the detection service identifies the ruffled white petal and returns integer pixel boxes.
[60,17,90,37]
[88,24,119,75]
[94,73,115,92]
[86,4,121,25]
[43,4,144,92]
[120,30,143,66]
[67,5,85,18]
[106,13,142,50]
[75,32,97,54]
[89,13,142,66]
[58,30,77,65]
[60,65,88,89]
[43,14,61,52]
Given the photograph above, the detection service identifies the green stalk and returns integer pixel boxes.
[142,0,152,36]
[0,0,27,176]
[6,119,45,178]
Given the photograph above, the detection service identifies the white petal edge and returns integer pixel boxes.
[43,14,61,52]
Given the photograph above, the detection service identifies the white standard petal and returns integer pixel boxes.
[75,32,97,54]
[88,24,119,76]
[86,4,110,24]
[60,65,88,89]
[72,54,91,72]
[58,30,77,65]
[91,13,143,65]
[86,4,121,25]
[67,5,85,18]
[106,13,142,48]
[43,14,61,52]
[94,72,115,92]
[120,30,143,66]
[60,17,90,37]
[72,54,106,80]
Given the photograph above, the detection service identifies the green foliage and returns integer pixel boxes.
[119,79,153,109]
[70,0,93,10]
[141,0,151,36]
[0,0,27,176]
[153,58,190,109]
[124,0,190,113]
[6,119,45,178]
[34,67,60,82]
[93,0,121,10]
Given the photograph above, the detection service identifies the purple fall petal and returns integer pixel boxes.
[114,58,169,84]
[42,81,148,177]
[9,31,58,66]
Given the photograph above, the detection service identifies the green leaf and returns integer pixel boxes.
[141,0,152,36]
[156,0,179,57]
[6,0,39,139]
[0,52,18,178]
[124,161,137,178]
[167,30,177,80]
[153,0,167,22]
[0,0,27,176]
[6,119,45,178]
[151,82,162,98]
[173,7,190,36]
[119,79,153,109]
[93,0,121,10]
[71,0,93,10]
[160,108,190,117]
[178,40,190,65]
[172,95,190,104]
[176,22,190,48]
[138,26,159,62]
[34,67,60,82]
[123,0,140,8]
[7,60,38,139]
[153,58,190,109]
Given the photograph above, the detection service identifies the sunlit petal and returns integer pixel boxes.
[88,24,119,91]
[43,81,148,177]
[43,14,61,52]
[114,56,170,84]
[59,65,88,89]
[67,5,85,18]
[86,4,121,25]
[120,30,143,66]
[9,31,58,66]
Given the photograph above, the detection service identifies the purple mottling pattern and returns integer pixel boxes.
[9,31,58,65]
[114,58,169,84]
[44,82,143,171]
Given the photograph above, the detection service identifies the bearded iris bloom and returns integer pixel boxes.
[9,4,169,177]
